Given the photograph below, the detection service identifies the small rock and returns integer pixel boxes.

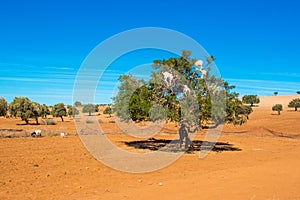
[138,179,142,183]
[158,182,163,186]
[85,167,89,170]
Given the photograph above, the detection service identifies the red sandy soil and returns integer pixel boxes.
[0,95,300,199]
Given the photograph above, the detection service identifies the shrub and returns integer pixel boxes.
[86,119,95,124]
[42,119,57,125]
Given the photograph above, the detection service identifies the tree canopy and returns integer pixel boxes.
[74,101,82,107]
[103,106,112,117]
[82,104,97,116]
[67,105,79,118]
[0,97,8,117]
[113,50,250,148]
[272,104,283,115]
[51,103,67,122]
[242,95,260,107]
[288,98,300,111]
[8,97,41,124]
[40,104,50,118]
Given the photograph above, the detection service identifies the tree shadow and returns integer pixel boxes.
[125,138,241,153]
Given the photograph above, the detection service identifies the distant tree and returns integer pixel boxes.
[67,105,79,118]
[272,104,283,115]
[236,105,253,120]
[297,91,300,95]
[103,106,112,117]
[74,101,82,107]
[288,98,300,111]
[274,92,278,96]
[40,104,50,118]
[31,101,42,124]
[51,103,67,122]
[242,95,260,107]
[9,97,40,124]
[82,104,96,116]
[0,97,8,117]
[95,104,100,113]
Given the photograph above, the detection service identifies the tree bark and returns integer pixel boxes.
[35,117,39,125]
[60,116,64,122]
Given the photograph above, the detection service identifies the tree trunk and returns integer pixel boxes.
[89,111,91,116]
[25,118,29,124]
[278,111,281,115]
[295,107,298,111]
[60,116,64,122]
[35,117,39,125]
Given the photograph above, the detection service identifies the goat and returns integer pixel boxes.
[162,71,174,88]
[31,129,42,137]
[183,85,191,96]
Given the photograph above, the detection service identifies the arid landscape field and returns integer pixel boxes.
[1,95,300,199]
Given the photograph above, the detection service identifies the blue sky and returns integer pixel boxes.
[0,0,300,105]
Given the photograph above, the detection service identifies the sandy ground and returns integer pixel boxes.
[0,95,300,199]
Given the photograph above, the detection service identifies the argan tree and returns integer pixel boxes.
[82,104,97,116]
[9,97,41,124]
[288,98,300,111]
[51,103,67,122]
[297,91,300,95]
[74,101,82,107]
[242,95,260,107]
[40,104,50,118]
[272,104,283,115]
[113,50,250,148]
[0,97,8,117]
[274,92,278,96]
[67,105,79,118]
[103,106,112,117]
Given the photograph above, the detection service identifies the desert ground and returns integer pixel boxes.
[0,95,300,199]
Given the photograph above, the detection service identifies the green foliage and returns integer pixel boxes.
[272,104,283,115]
[8,97,41,124]
[288,98,300,111]
[0,97,8,117]
[74,101,82,107]
[113,50,248,129]
[112,74,140,121]
[40,104,50,118]
[103,106,112,117]
[129,85,153,121]
[274,91,278,96]
[51,103,67,122]
[242,95,260,106]
[67,105,79,117]
[82,104,97,116]
[297,91,300,95]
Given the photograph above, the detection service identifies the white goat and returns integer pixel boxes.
[163,71,174,87]
[183,85,191,96]
[31,129,42,137]
[194,60,203,68]
[199,67,207,78]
